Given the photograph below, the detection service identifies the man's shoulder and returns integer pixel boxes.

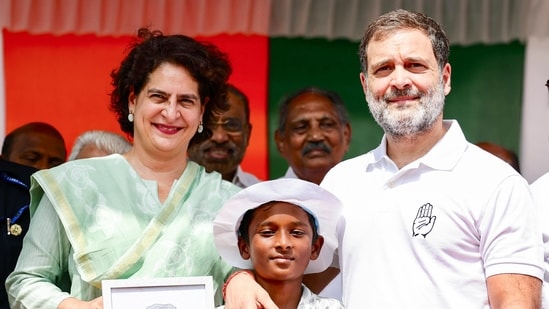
[0,158,37,185]
[300,284,344,308]
[531,172,549,201]
[0,158,34,213]
[321,152,374,190]
[235,166,261,187]
[462,144,522,179]
[531,172,549,190]
[331,152,373,172]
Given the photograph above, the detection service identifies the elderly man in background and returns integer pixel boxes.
[188,84,260,188]
[274,87,351,185]
[68,130,131,160]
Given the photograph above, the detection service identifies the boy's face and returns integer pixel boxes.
[237,202,324,283]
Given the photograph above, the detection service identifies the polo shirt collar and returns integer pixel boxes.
[368,119,468,172]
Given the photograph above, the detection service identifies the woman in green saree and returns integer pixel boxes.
[6,28,240,309]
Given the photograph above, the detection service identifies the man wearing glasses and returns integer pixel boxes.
[188,84,261,188]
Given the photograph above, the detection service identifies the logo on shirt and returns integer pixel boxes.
[412,203,437,238]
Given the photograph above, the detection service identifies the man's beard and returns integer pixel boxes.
[365,78,446,138]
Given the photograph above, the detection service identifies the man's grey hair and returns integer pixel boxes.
[68,130,131,160]
[277,87,350,133]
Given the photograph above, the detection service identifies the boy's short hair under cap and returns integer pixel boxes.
[213,178,343,274]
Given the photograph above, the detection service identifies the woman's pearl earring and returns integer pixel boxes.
[128,112,134,122]
[197,121,203,133]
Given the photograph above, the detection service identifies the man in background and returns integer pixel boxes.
[68,130,131,160]
[1,122,66,169]
[0,121,66,309]
[274,87,351,185]
[0,158,36,309]
[188,84,260,188]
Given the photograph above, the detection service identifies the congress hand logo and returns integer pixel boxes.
[412,203,436,238]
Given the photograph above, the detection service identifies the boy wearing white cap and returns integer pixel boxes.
[213,178,344,308]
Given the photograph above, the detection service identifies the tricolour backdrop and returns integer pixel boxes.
[1,0,548,182]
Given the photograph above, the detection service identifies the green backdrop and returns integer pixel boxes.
[267,38,525,179]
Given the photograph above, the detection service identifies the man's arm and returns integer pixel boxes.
[486,273,541,309]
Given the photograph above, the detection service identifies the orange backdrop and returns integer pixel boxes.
[3,30,269,180]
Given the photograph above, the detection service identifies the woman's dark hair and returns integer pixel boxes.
[109,28,232,145]
[238,202,319,244]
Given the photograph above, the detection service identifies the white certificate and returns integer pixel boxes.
[102,276,215,309]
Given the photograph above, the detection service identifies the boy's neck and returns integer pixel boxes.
[256,276,304,309]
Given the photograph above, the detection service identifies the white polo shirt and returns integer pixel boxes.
[321,120,543,309]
